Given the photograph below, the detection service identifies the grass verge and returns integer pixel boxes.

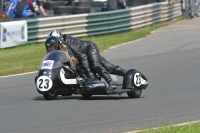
[0,17,185,76]
[136,121,200,133]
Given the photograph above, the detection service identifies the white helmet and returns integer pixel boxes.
[48,30,63,42]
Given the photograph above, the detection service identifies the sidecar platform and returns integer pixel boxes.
[81,80,132,95]
[106,89,132,95]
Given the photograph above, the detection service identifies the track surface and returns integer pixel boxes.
[1,18,200,133]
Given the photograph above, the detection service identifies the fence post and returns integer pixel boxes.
[0,0,3,14]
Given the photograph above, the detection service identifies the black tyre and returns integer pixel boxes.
[126,0,134,6]
[82,93,92,98]
[35,76,37,84]
[127,87,142,98]
[90,7,101,13]
[43,92,58,100]
[72,7,90,14]
[43,1,69,9]
[91,1,106,7]
[74,1,92,7]
[53,6,72,14]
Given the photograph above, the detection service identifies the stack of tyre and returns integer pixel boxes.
[126,0,158,7]
[43,0,107,16]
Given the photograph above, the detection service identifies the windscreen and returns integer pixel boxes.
[39,50,69,69]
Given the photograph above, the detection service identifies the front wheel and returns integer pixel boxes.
[127,87,142,98]
[43,92,58,100]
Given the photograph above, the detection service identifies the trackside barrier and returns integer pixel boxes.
[26,2,181,43]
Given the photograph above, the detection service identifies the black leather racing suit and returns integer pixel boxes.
[62,41,126,79]
[63,34,126,82]
[62,34,95,79]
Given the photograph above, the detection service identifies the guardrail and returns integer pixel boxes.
[26,2,181,43]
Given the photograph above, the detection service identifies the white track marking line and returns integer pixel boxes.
[0,71,37,79]
[124,120,200,133]
[103,39,142,53]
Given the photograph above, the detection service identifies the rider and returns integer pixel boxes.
[48,30,126,90]
[45,36,86,79]
[45,36,60,52]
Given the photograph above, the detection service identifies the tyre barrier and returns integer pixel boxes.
[53,6,73,14]
[72,7,90,14]
[43,1,69,9]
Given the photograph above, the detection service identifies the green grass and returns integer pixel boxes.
[136,121,200,133]
[0,18,181,76]
[0,43,46,76]
[176,15,187,21]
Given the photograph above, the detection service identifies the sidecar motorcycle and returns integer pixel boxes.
[35,50,148,100]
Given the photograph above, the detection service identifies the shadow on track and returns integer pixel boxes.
[33,95,144,101]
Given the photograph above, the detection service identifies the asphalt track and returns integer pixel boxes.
[1,18,200,133]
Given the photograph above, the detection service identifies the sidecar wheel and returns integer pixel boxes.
[127,87,142,98]
[43,92,58,100]
[82,93,92,98]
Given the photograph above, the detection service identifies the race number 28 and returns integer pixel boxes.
[134,73,142,87]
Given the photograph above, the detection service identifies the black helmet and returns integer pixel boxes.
[45,36,61,53]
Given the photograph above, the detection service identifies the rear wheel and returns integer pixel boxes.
[43,91,58,100]
[127,87,142,98]
[82,93,92,98]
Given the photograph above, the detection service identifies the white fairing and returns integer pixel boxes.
[36,76,53,91]
[101,74,118,84]
[134,73,148,87]
[60,68,77,84]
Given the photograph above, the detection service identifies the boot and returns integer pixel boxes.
[111,66,126,77]
[107,80,117,90]
[94,66,116,90]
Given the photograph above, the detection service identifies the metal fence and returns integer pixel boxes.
[190,0,200,17]
[26,2,181,43]
[181,0,200,18]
